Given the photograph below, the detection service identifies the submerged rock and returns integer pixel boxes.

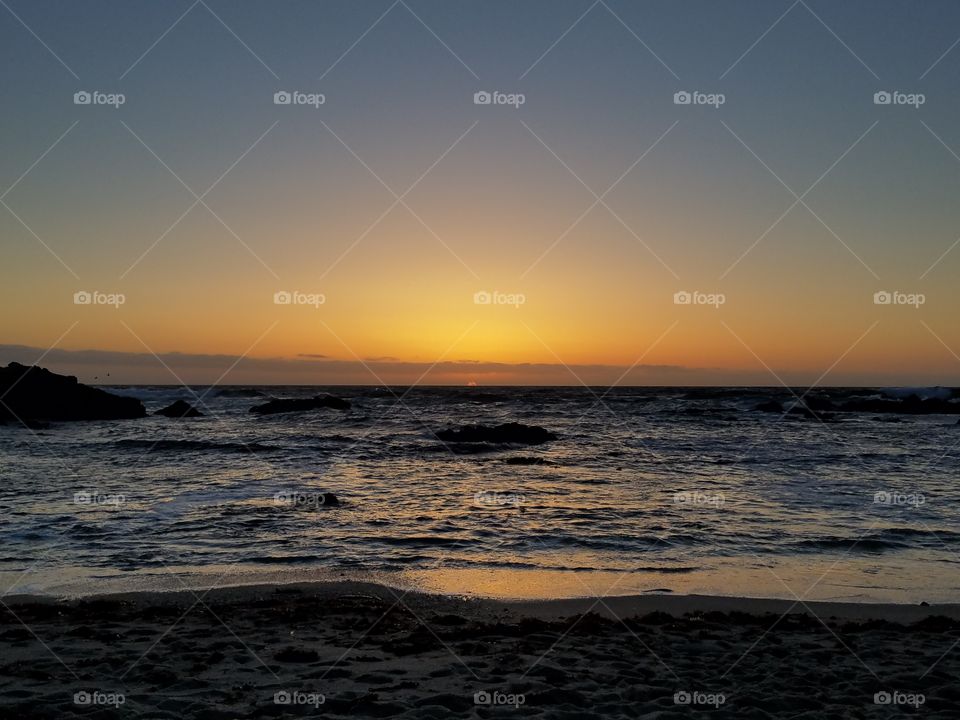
[435,422,557,445]
[155,400,203,418]
[282,491,339,507]
[754,400,784,413]
[249,395,350,415]
[0,362,146,422]
[320,492,339,506]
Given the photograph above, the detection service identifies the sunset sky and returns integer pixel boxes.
[2,0,960,385]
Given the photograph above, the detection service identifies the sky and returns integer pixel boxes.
[2,0,960,385]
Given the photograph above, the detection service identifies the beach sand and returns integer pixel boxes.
[2,581,958,718]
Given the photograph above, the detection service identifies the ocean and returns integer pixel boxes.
[2,386,958,602]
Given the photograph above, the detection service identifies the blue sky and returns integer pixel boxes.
[2,1,960,384]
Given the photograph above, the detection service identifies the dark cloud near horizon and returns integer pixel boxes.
[2,344,954,387]
[0,343,710,385]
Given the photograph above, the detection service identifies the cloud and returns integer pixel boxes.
[0,343,708,385]
[3,344,942,386]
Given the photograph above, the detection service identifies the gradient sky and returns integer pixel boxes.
[2,0,960,385]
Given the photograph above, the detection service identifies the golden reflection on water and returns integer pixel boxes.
[402,568,644,600]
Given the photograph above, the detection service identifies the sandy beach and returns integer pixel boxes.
[2,581,958,718]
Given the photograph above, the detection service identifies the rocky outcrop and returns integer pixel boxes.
[155,400,203,418]
[435,423,557,445]
[0,362,146,422]
[837,395,960,415]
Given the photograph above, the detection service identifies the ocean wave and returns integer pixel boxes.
[379,536,474,547]
[792,528,960,553]
[112,439,281,453]
[211,387,267,398]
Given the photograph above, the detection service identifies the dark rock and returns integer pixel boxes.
[839,395,960,414]
[754,400,783,413]
[435,422,557,445]
[249,395,350,415]
[0,363,146,422]
[155,400,203,418]
[317,492,339,507]
[504,456,547,465]
[282,491,339,508]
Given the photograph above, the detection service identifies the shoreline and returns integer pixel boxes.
[6,557,957,608]
[6,579,960,623]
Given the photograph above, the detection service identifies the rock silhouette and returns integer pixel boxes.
[249,395,350,415]
[436,422,557,445]
[837,395,960,414]
[0,362,146,422]
[155,400,203,418]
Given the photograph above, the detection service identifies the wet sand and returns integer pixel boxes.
[2,581,959,718]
